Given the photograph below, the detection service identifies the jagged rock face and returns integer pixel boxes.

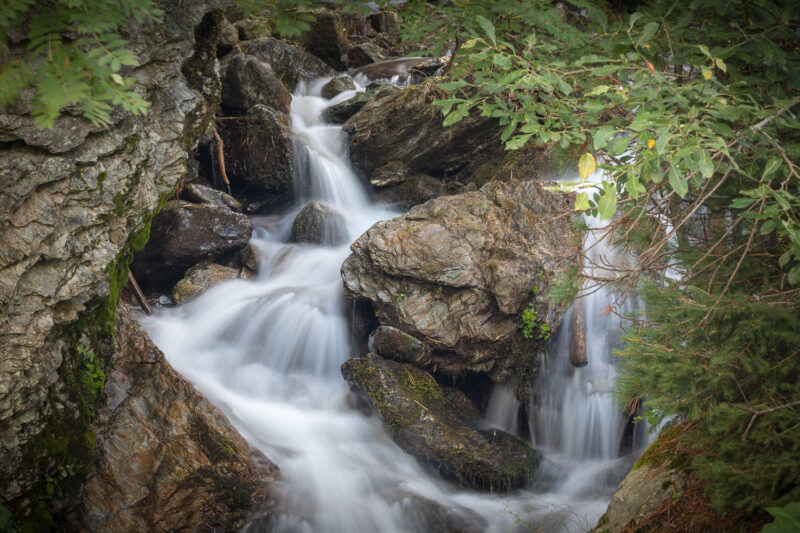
[0,0,233,505]
[221,53,292,114]
[323,82,399,124]
[172,263,243,304]
[347,42,386,67]
[341,355,538,492]
[215,104,294,212]
[238,37,335,92]
[343,80,502,184]
[132,200,252,289]
[80,307,278,531]
[342,180,578,380]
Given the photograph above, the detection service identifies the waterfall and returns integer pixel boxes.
[142,76,644,533]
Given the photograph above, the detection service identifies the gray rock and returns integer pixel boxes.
[301,10,349,70]
[289,201,348,246]
[369,11,400,36]
[234,18,268,41]
[221,53,292,113]
[182,182,242,212]
[215,104,294,211]
[342,355,539,491]
[238,37,335,91]
[341,180,578,380]
[217,16,239,54]
[323,82,399,124]
[347,42,386,67]
[172,263,241,303]
[132,200,253,287]
[344,80,502,182]
[374,173,447,209]
[321,76,357,99]
[0,0,233,505]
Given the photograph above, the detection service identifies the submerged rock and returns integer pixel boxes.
[221,53,292,114]
[289,201,348,246]
[321,76,357,99]
[80,307,278,531]
[172,263,243,304]
[215,104,294,211]
[132,200,253,288]
[342,355,538,491]
[343,80,502,184]
[389,493,485,533]
[182,182,242,212]
[239,37,335,91]
[341,180,578,380]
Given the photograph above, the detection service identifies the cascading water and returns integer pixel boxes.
[143,75,646,532]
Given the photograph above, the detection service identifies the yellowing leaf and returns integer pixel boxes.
[578,152,596,181]
[575,192,590,211]
[648,139,655,149]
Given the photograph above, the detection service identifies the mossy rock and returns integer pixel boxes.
[341,355,538,492]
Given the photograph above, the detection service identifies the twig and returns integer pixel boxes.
[211,122,232,195]
[127,269,152,315]
[741,400,800,441]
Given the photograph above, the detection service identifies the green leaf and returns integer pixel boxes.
[789,265,800,285]
[760,218,778,234]
[637,22,659,47]
[779,251,792,267]
[575,192,590,211]
[587,84,610,96]
[669,166,689,198]
[762,158,782,182]
[437,80,469,91]
[578,153,596,181]
[475,15,496,46]
[505,133,532,150]
[593,125,616,151]
[730,197,756,209]
[606,136,630,156]
[597,189,617,219]
[697,150,714,178]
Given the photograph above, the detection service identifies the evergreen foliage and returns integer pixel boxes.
[400,0,800,517]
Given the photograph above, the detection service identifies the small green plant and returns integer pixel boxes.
[762,501,800,533]
[395,291,406,303]
[521,303,550,341]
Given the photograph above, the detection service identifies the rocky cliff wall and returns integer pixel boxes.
[0,0,236,522]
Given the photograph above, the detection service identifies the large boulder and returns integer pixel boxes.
[172,263,243,304]
[289,201,348,246]
[221,53,292,113]
[301,11,349,70]
[347,42,386,67]
[215,104,294,211]
[132,200,253,289]
[239,37,335,92]
[343,80,502,185]
[341,180,578,380]
[342,355,538,491]
[80,307,278,531]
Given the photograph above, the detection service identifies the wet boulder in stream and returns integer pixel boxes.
[182,182,242,212]
[172,263,244,304]
[342,179,578,380]
[132,200,253,289]
[221,53,292,114]
[342,355,538,492]
[321,76,356,99]
[289,201,348,246]
[238,37,335,92]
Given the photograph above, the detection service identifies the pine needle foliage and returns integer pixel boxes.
[0,0,162,128]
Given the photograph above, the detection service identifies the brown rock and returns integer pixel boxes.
[369,326,433,367]
[569,298,588,367]
[347,42,386,67]
[238,37,335,92]
[182,182,242,212]
[289,201,348,246]
[341,180,578,380]
[321,76,356,99]
[80,307,278,531]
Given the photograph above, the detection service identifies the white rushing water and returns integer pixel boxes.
[143,76,645,532]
